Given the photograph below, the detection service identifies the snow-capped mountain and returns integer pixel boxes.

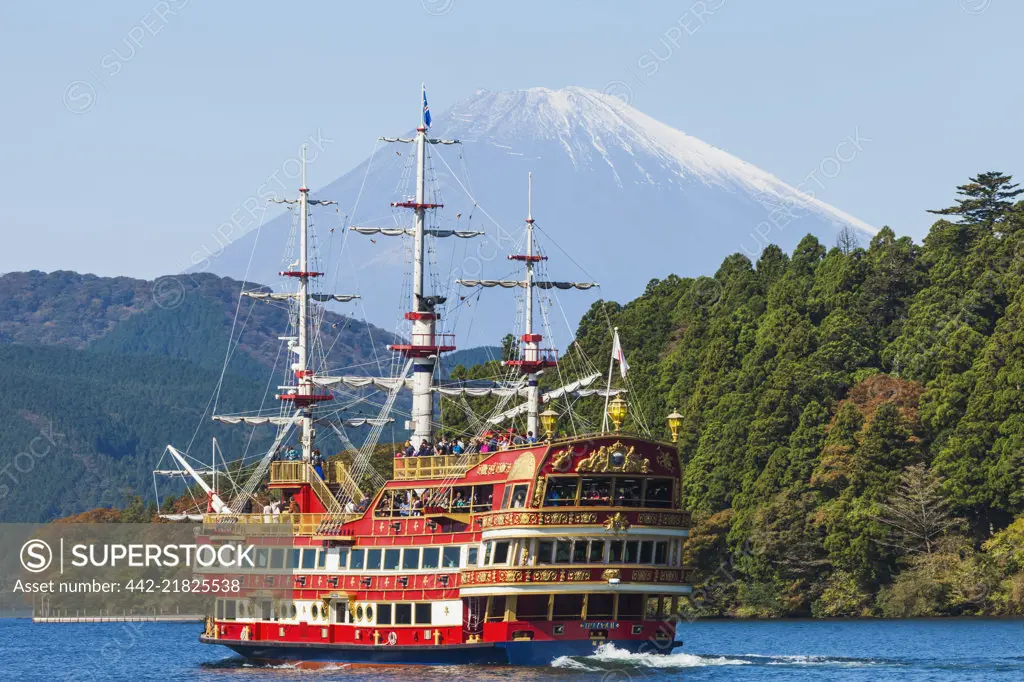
[204,86,874,346]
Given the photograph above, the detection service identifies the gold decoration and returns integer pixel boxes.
[204,616,217,638]
[530,477,546,508]
[576,443,650,474]
[607,395,628,431]
[550,449,573,472]
[508,452,538,481]
[666,409,683,443]
[604,512,631,532]
[657,449,675,471]
[602,568,621,581]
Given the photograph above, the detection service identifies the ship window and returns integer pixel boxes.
[311,604,319,620]
[270,549,285,569]
[644,479,672,508]
[483,541,493,565]
[366,548,382,570]
[645,596,659,620]
[614,478,643,507]
[318,549,327,569]
[415,603,431,625]
[395,603,412,624]
[639,541,653,564]
[619,594,644,619]
[261,600,272,620]
[572,540,588,563]
[468,546,479,566]
[537,540,554,564]
[216,599,224,619]
[508,484,529,509]
[366,606,374,622]
[289,549,301,569]
[555,540,572,564]
[422,547,440,569]
[356,605,364,621]
[589,594,615,619]
[302,549,317,570]
[624,541,639,563]
[589,540,604,563]
[492,541,510,565]
[544,478,579,507]
[500,486,512,510]
[255,548,269,569]
[225,600,236,620]
[609,541,624,563]
[350,549,365,570]
[654,541,668,565]
[580,478,612,506]
[442,546,461,568]
[377,603,392,625]
[338,548,349,569]
[334,601,349,624]
[384,549,401,570]
[403,548,421,570]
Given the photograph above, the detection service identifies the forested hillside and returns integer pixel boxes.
[563,172,1024,617]
[0,271,396,522]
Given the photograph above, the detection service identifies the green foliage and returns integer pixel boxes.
[566,173,1024,617]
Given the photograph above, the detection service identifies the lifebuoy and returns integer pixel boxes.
[387,631,398,646]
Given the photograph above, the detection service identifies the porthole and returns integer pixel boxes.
[356,605,364,621]
[291,603,298,618]
[366,606,374,622]
[311,604,319,620]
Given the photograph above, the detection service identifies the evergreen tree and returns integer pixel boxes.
[928,171,1023,226]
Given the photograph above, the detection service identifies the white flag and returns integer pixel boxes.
[611,330,629,378]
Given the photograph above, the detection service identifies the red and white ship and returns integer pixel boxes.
[161,87,693,667]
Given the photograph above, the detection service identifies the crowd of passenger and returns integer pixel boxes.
[374,487,493,517]
[394,430,538,459]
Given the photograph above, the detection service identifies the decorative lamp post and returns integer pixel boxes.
[666,409,683,443]
[607,396,628,432]
[540,409,559,441]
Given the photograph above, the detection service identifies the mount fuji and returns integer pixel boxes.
[204,86,875,346]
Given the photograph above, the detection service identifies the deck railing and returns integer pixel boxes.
[393,453,489,480]
[202,512,361,537]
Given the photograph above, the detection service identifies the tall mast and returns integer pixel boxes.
[523,173,540,436]
[410,83,435,448]
[297,145,313,460]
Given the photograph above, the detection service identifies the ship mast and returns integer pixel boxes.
[410,84,436,449]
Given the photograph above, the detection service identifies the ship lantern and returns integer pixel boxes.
[607,396,628,432]
[540,408,559,441]
[666,409,683,443]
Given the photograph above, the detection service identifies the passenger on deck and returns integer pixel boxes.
[453,491,467,509]
[311,449,324,479]
[403,440,415,458]
[527,431,537,444]
[417,441,433,457]
[287,497,300,514]
[411,493,423,516]
[355,497,370,513]
[344,499,356,514]
[399,499,410,516]
[452,439,465,454]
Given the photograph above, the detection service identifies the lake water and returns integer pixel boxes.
[3,618,1023,681]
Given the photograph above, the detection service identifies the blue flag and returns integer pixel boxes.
[422,89,432,128]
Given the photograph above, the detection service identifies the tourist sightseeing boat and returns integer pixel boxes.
[160,87,693,667]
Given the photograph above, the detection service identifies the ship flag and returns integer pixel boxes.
[422,87,432,128]
[611,329,629,378]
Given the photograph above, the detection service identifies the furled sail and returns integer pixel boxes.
[350,226,483,238]
[457,279,598,290]
[487,373,624,424]
[242,291,359,302]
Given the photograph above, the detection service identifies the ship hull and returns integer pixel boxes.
[203,636,680,666]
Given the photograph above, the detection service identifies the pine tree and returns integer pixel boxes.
[928,171,1023,226]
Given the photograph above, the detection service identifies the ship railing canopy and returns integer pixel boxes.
[392,452,489,480]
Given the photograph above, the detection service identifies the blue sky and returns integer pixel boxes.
[0,0,1019,279]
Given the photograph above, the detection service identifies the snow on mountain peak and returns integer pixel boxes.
[440,86,875,235]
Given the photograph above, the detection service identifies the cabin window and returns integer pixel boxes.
[619,594,644,619]
[572,540,588,563]
[377,603,392,625]
[403,548,421,570]
[654,541,668,565]
[216,600,224,619]
[504,484,528,509]
[467,546,479,566]
[318,549,327,569]
[553,594,584,620]
[589,594,615,619]
[254,548,269,569]
[366,548,383,571]
[415,603,431,625]
[544,478,579,507]
[500,486,512,509]
[645,596,659,620]
[422,547,440,569]
[366,606,374,622]
[644,479,673,508]
[334,601,349,624]
[554,540,572,564]
[624,541,639,563]
[537,540,554,564]
[270,549,285,569]
[483,541,493,566]
[350,549,365,570]
[614,478,643,507]
[492,541,510,565]
[609,540,623,563]
[302,549,317,570]
[395,603,413,625]
[225,600,237,620]
[639,541,653,565]
[289,549,301,569]
[384,549,401,570]
[442,546,461,568]
[356,605,364,621]
[580,478,612,506]
[589,540,605,563]
[338,547,349,569]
